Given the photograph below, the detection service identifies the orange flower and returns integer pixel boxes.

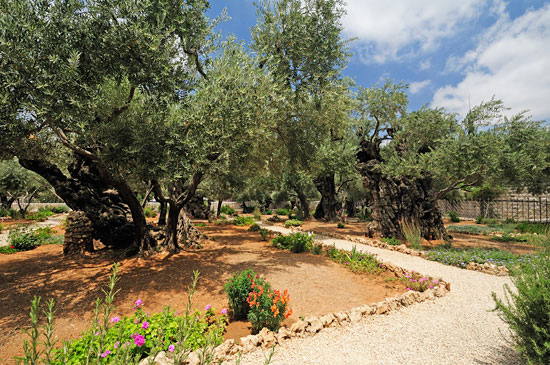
[284,308,293,318]
[271,304,277,313]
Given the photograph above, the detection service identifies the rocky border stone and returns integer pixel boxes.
[287,226,510,276]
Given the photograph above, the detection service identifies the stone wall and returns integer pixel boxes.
[64,211,94,256]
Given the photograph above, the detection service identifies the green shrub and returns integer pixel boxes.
[0,208,20,219]
[0,220,2,232]
[259,228,269,241]
[312,244,322,255]
[264,209,273,215]
[475,215,483,224]
[284,219,302,227]
[248,223,260,232]
[382,237,401,246]
[401,220,422,250]
[490,234,528,243]
[448,211,460,223]
[40,205,69,214]
[424,246,536,270]
[337,222,345,229]
[220,205,235,215]
[358,209,372,222]
[224,269,271,320]
[194,222,207,227]
[9,229,38,251]
[272,232,314,253]
[326,245,381,274]
[0,246,17,254]
[267,215,282,223]
[247,285,291,334]
[27,210,54,222]
[252,207,261,221]
[492,253,550,364]
[233,216,255,226]
[516,222,550,235]
[144,206,157,218]
[275,208,291,216]
[213,219,232,225]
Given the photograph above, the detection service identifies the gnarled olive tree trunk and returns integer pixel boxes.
[19,156,136,249]
[313,173,339,221]
[356,140,448,240]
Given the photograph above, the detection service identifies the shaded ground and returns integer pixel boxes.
[0,220,406,363]
[266,216,539,255]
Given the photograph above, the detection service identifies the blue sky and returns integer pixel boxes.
[207,0,550,120]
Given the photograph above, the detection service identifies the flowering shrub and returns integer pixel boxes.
[247,284,292,334]
[17,265,227,365]
[425,246,537,270]
[271,232,314,253]
[224,269,271,320]
[400,272,438,292]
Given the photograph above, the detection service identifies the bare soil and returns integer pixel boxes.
[0,220,406,363]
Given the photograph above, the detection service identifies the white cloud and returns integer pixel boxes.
[409,80,431,94]
[343,0,492,63]
[419,59,431,71]
[433,5,550,120]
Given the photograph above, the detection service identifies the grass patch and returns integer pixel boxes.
[382,237,401,246]
[233,216,256,226]
[284,219,302,227]
[194,222,207,227]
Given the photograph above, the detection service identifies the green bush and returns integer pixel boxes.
[337,222,345,229]
[492,253,550,364]
[448,210,460,223]
[220,205,235,215]
[382,237,401,246]
[259,228,269,241]
[247,285,291,334]
[326,245,381,274]
[424,246,536,270]
[9,229,38,251]
[312,244,322,255]
[0,208,20,219]
[27,210,54,222]
[267,215,282,222]
[248,223,260,232]
[272,232,314,253]
[490,234,528,243]
[358,209,372,222]
[233,216,255,226]
[516,222,550,235]
[224,269,271,320]
[194,222,207,227]
[475,215,483,224]
[264,209,273,215]
[144,206,157,218]
[252,206,261,221]
[275,208,291,216]
[0,246,17,254]
[40,205,69,214]
[284,219,302,227]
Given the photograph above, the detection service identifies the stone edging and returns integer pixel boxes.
[289,226,510,277]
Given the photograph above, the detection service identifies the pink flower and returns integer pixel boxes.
[134,299,143,308]
[168,344,175,353]
[131,333,145,347]
[221,308,228,315]
[101,350,111,358]
[114,341,119,349]
[433,280,439,284]
[110,316,120,323]
[205,304,212,311]
[94,331,99,336]
[406,288,411,291]
[142,321,149,329]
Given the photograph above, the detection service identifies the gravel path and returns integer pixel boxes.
[233,225,521,365]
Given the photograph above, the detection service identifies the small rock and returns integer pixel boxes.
[278,327,291,339]
[376,303,390,315]
[290,320,306,334]
[185,351,199,365]
[399,291,415,306]
[306,318,323,333]
[334,311,349,323]
[349,310,362,323]
[320,313,336,327]
[214,339,234,360]
[240,334,260,353]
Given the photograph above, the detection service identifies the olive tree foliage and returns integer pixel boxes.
[0,158,50,215]
[251,0,353,220]
[0,0,276,254]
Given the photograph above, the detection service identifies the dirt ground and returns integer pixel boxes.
[0,221,406,363]
[268,216,539,255]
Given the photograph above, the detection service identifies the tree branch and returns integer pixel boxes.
[184,49,208,80]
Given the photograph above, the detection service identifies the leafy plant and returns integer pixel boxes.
[264,210,273,215]
[336,222,345,229]
[284,219,302,227]
[490,234,528,243]
[382,237,401,246]
[40,205,69,214]
[220,205,236,216]
[224,269,271,320]
[9,229,38,251]
[274,208,291,216]
[448,210,460,223]
[492,253,550,364]
[248,223,260,232]
[312,244,322,255]
[194,222,207,227]
[259,228,269,241]
[326,245,382,274]
[144,206,157,218]
[27,210,54,222]
[233,216,255,226]
[272,232,314,253]
[424,246,537,270]
[400,272,438,292]
[401,219,422,250]
[267,215,282,223]
[247,284,292,334]
[516,223,550,235]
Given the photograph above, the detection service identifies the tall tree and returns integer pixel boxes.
[251,0,352,220]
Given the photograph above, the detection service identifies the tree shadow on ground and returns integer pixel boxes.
[473,344,523,365]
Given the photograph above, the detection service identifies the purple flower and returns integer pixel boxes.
[142,321,149,329]
[134,299,143,308]
[114,341,120,349]
[131,333,145,347]
[205,304,212,311]
[221,308,228,315]
[168,344,175,353]
[110,316,120,323]
[101,350,111,358]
